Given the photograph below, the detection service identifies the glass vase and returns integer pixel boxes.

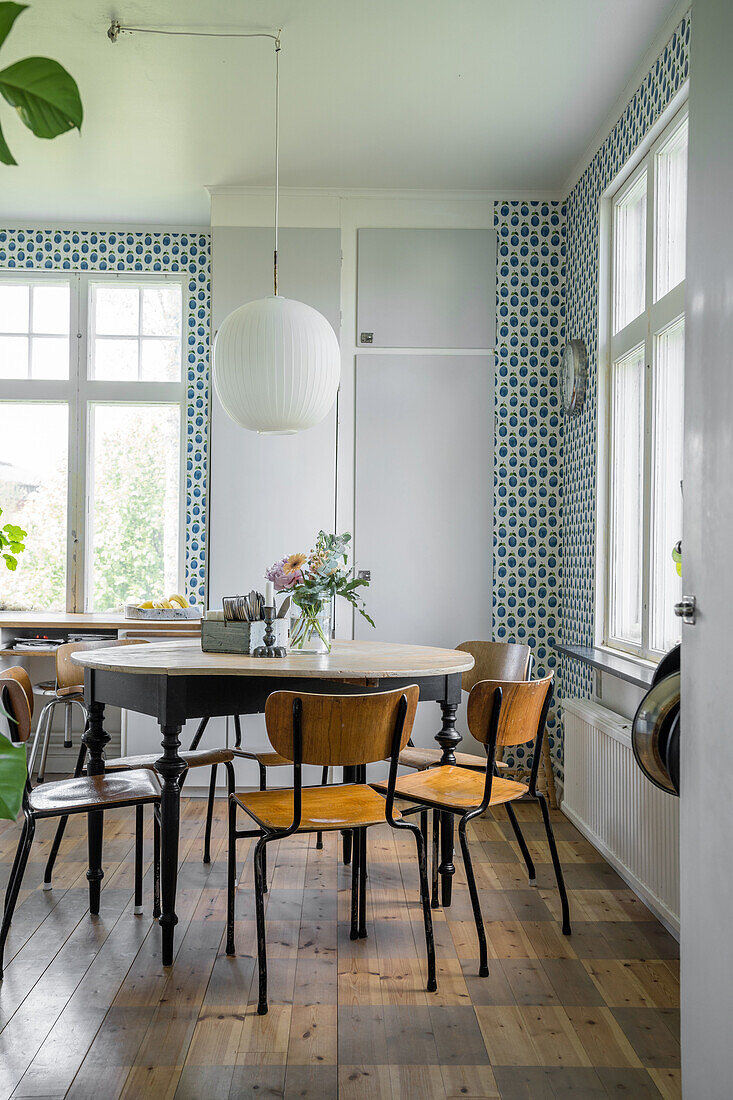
[289,599,332,654]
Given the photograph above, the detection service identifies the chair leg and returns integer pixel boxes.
[358,828,367,938]
[350,825,360,940]
[258,765,269,893]
[134,805,144,914]
[537,792,571,935]
[3,818,29,917]
[458,815,489,977]
[316,766,328,850]
[431,809,440,909]
[203,763,218,864]
[253,836,270,1015]
[0,816,35,980]
[411,819,437,993]
[226,796,238,956]
[43,742,87,890]
[37,701,56,783]
[63,700,73,748]
[505,801,536,885]
[153,810,161,920]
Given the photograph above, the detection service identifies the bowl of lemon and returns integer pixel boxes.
[124,594,201,620]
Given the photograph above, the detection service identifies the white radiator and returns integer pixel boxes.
[562,698,679,936]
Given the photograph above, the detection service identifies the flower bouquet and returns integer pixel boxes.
[266,531,374,653]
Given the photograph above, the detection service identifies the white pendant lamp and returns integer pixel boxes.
[213,35,340,434]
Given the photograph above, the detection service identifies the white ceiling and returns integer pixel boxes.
[0,0,679,225]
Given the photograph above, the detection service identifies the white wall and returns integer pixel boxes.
[681,1,733,1093]
[207,188,499,776]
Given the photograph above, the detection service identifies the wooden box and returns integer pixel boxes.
[201,618,289,655]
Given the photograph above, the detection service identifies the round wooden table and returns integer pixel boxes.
[73,638,474,964]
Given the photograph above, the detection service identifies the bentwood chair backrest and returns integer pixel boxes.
[265,685,420,768]
[466,675,554,750]
[54,638,147,695]
[0,666,34,742]
[456,642,532,694]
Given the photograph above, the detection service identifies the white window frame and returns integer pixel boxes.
[596,99,688,663]
[0,271,187,612]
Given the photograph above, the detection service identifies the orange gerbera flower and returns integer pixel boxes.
[283,552,307,575]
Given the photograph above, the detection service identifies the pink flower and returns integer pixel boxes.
[265,558,302,591]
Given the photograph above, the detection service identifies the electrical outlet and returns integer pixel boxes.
[360,332,373,344]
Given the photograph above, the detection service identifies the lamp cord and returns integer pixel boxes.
[274,34,280,296]
[108,21,283,296]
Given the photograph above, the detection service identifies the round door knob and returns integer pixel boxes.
[674,595,696,624]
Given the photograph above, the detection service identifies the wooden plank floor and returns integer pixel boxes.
[0,794,680,1099]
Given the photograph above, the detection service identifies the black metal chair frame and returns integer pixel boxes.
[0,672,166,980]
[398,683,571,979]
[226,693,436,1015]
[42,717,236,893]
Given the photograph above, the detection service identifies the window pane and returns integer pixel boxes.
[32,284,70,335]
[93,337,138,381]
[92,285,139,336]
[141,339,180,381]
[88,404,180,611]
[0,335,28,378]
[0,403,68,611]
[613,171,647,333]
[609,345,645,645]
[142,285,181,338]
[655,118,688,300]
[651,317,684,651]
[31,336,69,380]
[0,284,29,333]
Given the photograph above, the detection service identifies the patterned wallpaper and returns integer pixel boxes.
[0,228,211,605]
[493,200,566,780]
[562,12,690,704]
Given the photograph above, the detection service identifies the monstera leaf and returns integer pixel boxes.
[0,729,26,821]
[0,2,82,165]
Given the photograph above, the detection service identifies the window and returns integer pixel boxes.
[602,106,688,659]
[0,275,185,612]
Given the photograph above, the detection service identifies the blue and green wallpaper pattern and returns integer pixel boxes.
[492,200,566,781]
[0,228,211,605]
[562,11,691,706]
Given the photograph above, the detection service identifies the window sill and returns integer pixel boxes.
[554,643,657,689]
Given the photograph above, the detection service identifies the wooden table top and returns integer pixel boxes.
[71,638,474,679]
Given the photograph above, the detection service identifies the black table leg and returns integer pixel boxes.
[83,700,108,915]
[435,697,461,907]
[155,723,187,966]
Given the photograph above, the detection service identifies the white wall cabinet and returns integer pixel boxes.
[356,228,495,348]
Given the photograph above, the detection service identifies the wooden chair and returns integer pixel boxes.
[0,666,162,980]
[396,641,532,772]
[373,674,571,978]
[29,639,113,783]
[41,640,235,893]
[226,685,436,1015]
[193,713,330,862]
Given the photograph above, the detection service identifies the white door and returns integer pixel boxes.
[680,0,733,1093]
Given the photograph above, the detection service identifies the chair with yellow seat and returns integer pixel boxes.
[373,674,570,978]
[225,685,436,1015]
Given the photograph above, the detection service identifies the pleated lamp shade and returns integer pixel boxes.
[213,296,341,434]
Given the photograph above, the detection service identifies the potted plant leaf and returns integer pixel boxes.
[0,1,83,165]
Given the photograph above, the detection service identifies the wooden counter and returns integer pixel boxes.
[0,610,200,657]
